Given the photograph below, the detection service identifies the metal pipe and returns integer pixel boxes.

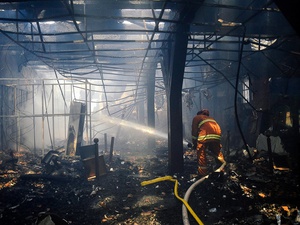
[94,138,100,181]
[42,81,45,156]
[14,86,18,152]
[104,133,107,153]
[85,80,89,144]
[32,84,36,154]
[0,85,4,148]
[109,137,115,162]
[89,82,92,144]
[64,80,67,141]
[52,84,55,149]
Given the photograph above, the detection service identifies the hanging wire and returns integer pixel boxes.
[234,28,252,161]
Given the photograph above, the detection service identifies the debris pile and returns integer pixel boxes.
[0,144,299,225]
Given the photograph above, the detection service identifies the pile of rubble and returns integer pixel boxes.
[0,144,299,225]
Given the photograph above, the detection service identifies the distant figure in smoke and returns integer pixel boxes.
[192,109,225,176]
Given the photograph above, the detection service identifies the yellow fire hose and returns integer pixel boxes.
[141,175,204,225]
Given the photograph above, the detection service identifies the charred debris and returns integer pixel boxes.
[0,136,299,225]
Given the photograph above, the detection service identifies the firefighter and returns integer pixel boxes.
[192,109,225,176]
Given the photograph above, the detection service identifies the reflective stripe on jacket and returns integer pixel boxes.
[198,134,221,141]
[198,119,217,128]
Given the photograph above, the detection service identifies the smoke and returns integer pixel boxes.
[18,83,68,151]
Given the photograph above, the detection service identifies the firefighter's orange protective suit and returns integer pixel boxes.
[192,110,225,176]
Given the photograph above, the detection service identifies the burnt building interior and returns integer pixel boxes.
[0,1,299,225]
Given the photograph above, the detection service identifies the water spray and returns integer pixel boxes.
[98,115,191,146]
[98,114,168,139]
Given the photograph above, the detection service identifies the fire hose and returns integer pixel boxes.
[182,159,227,225]
[141,176,204,225]
[141,159,226,225]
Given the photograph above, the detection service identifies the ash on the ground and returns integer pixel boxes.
[0,145,299,225]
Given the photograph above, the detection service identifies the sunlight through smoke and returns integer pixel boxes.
[102,115,168,139]
[99,115,190,147]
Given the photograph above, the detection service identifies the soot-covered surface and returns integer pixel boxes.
[0,145,299,225]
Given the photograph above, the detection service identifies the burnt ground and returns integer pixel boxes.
[0,143,299,225]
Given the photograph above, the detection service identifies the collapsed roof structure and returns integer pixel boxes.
[0,0,299,173]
